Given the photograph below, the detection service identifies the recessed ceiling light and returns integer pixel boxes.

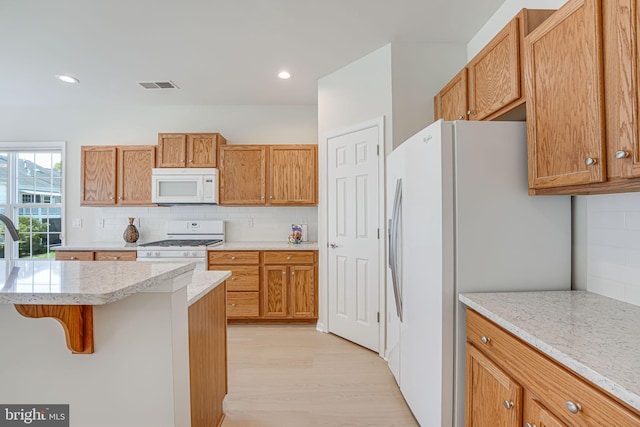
[278,71,291,80]
[56,74,79,84]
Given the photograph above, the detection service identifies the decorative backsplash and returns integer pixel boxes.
[587,193,640,306]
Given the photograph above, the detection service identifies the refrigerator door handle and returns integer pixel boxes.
[390,178,403,321]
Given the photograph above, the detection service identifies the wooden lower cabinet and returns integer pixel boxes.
[55,250,137,261]
[466,308,640,426]
[188,281,227,427]
[208,250,317,322]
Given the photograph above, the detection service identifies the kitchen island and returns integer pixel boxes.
[0,260,230,427]
[460,291,640,424]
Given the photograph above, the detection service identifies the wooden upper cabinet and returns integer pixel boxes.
[434,68,468,121]
[81,146,117,205]
[81,145,155,206]
[468,9,555,121]
[603,0,640,180]
[117,146,155,205]
[466,343,522,427]
[157,133,226,168]
[525,0,606,190]
[269,145,317,205]
[219,145,267,205]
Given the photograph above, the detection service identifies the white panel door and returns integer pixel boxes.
[327,125,380,352]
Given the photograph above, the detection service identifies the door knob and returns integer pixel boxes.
[329,243,339,249]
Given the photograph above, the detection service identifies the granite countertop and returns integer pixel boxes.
[208,241,319,250]
[187,270,231,306]
[460,291,640,412]
[0,260,195,305]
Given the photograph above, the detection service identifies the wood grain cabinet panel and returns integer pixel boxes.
[227,292,259,317]
[263,265,288,318]
[55,251,95,261]
[466,342,522,427]
[291,265,315,318]
[269,145,317,205]
[466,309,640,426]
[208,251,260,265]
[526,0,606,190]
[56,250,136,261]
[157,133,226,168]
[524,391,568,427]
[81,145,155,206]
[218,265,260,291]
[219,145,267,205]
[434,68,468,121]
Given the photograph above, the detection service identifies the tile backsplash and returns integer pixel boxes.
[75,206,318,244]
[587,193,640,306]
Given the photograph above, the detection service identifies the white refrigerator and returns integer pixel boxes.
[385,120,571,426]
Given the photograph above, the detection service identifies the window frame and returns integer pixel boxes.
[0,141,66,261]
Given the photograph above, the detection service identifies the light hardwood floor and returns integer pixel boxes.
[221,325,418,427]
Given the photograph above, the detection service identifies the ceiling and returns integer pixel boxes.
[1,0,506,107]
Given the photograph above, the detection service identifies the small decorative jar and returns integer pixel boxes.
[123,217,139,243]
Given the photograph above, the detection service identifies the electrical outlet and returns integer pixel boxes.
[71,218,82,229]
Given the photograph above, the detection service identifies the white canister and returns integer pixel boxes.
[301,224,308,242]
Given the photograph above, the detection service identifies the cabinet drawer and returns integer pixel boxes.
[263,251,314,264]
[212,265,259,291]
[227,292,259,317]
[55,251,95,261]
[208,251,259,265]
[95,251,137,261]
[467,309,640,426]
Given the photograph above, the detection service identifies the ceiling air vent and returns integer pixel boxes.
[139,81,179,89]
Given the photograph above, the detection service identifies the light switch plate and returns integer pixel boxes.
[71,218,82,229]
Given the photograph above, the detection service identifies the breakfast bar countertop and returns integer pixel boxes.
[460,290,640,412]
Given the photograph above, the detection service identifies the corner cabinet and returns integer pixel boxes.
[526,0,640,194]
[81,145,155,206]
[208,250,318,323]
[156,133,226,168]
[465,309,640,426]
[219,144,317,206]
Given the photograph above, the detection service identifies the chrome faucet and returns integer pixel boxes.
[0,214,20,240]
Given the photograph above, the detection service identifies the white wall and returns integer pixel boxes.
[0,105,319,244]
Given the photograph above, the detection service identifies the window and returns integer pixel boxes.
[0,144,65,260]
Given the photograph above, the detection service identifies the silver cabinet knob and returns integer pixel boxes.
[113,256,118,260]
[287,256,291,260]
[110,196,115,200]
[585,157,597,166]
[467,109,475,115]
[566,401,582,414]
[503,400,514,410]
[261,195,265,199]
[188,159,193,163]
[481,336,491,344]
[270,195,273,199]
[282,271,286,275]
[231,256,236,260]
[231,303,237,307]
[231,277,236,281]
[291,271,295,276]
[70,256,76,260]
[118,196,123,200]
[525,423,536,427]
[458,115,465,120]
[616,150,630,159]
[180,159,184,162]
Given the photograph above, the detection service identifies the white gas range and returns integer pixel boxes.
[136,220,224,271]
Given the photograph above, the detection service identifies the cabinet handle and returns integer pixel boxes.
[113,257,119,260]
[261,195,265,200]
[458,115,465,120]
[180,159,184,162]
[616,150,630,159]
[467,109,475,115]
[70,256,76,260]
[231,277,236,281]
[584,157,597,166]
[270,196,273,199]
[188,159,192,163]
[481,336,491,344]
[566,401,582,414]
[287,256,291,260]
[503,400,514,410]
[118,196,123,200]
[231,256,236,260]
[291,271,295,276]
[110,196,115,200]
[525,423,536,427]
[282,271,286,275]
[231,303,237,307]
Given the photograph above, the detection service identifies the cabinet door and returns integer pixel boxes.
[523,392,567,427]
[117,146,155,205]
[290,265,316,318]
[219,145,267,205]
[157,133,187,167]
[436,68,468,121]
[466,343,522,427]
[468,19,520,120]
[263,265,288,317]
[605,0,640,179]
[81,146,117,205]
[525,0,606,189]
[269,145,317,205]
[187,134,217,168]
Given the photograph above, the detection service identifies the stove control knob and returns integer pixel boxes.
[183,251,189,257]
[155,252,160,257]
[146,252,152,257]
[191,252,198,257]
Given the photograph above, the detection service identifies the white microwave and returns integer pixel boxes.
[151,168,219,204]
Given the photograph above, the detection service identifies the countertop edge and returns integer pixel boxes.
[187,271,231,306]
[459,292,640,413]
